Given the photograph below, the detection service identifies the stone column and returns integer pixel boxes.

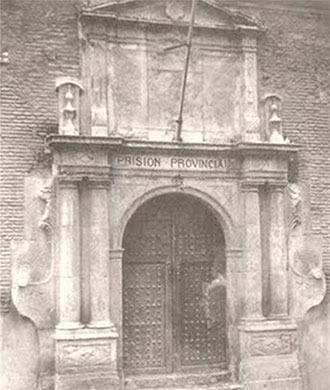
[87,178,114,329]
[57,178,82,329]
[269,185,288,318]
[242,184,264,320]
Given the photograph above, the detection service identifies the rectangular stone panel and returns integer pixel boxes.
[202,51,242,143]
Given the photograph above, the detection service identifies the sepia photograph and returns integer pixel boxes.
[0,0,329,389]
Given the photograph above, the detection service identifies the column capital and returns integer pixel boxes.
[86,175,112,189]
[58,164,112,187]
[58,175,81,188]
[267,181,288,192]
[241,181,262,192]
[241,34,257,53]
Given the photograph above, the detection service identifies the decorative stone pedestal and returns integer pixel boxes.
[55,327,120,390]
[239,320,302,390]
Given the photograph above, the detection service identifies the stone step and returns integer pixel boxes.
[136,385,241,390]
[124,370,239,389]
[135,383,243,390]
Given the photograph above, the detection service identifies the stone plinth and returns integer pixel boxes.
[54,327,120,390]
[239,320,302,390]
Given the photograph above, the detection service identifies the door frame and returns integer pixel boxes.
[121,193,228,375]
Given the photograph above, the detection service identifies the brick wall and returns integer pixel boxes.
[1,0,329,313]
[247,3,330,294]
[0,0,81,312]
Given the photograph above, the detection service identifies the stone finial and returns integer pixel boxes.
[263,94,288,144]
[55,77,84,135]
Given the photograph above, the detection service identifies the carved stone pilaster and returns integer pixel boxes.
[86,177,115,330]
[242,35,260,142]
[241,183,264,321]
[269,185,289,319]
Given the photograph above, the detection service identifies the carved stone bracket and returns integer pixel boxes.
[287,183,326,321]
[242,34,260,142]
[38,177,56,231]
[288,183,302,231]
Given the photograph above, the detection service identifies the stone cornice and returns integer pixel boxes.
[81,0,265,32]
[46,135,301,156]
[220,0,329,13]
[82,11,263,33]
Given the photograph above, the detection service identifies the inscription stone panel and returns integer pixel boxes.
[112,153,235,172]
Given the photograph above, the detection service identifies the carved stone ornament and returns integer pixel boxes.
[288,183,302,231]
[250,333,293,356]
[287,183,326,320]
[55,77,84,135]
[11,239,55,329]
[38,177,55,231]
[263,94,289,144]
[289,239,326,321]
[165,0,187,20]
[57,343,113,373]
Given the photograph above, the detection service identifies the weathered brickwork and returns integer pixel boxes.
[0,0,329,304]
[0,0,81,312]
[251,4,330,294]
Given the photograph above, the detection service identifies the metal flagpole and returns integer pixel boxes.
[175,0,198,142]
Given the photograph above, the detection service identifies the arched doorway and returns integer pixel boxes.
[122,194,227,375]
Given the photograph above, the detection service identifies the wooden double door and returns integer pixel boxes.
[122,194,226,374]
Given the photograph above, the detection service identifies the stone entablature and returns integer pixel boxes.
[48,134,297,178]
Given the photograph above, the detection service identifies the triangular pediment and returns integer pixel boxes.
[83,0,263,31]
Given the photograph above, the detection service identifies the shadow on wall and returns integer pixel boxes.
[302,300,330,390]
[0,307,39,390]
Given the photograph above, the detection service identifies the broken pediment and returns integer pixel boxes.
[82,0,262,31]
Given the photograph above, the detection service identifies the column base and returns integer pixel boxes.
[54,327,120,390]
[87,321,118,332]
[56,322,84,330]
[239,319,303,390]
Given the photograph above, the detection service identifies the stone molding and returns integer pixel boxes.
[109,248,124,262]
[81,0,265,32]
[57,165,112,188]
[47,134,301,153]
